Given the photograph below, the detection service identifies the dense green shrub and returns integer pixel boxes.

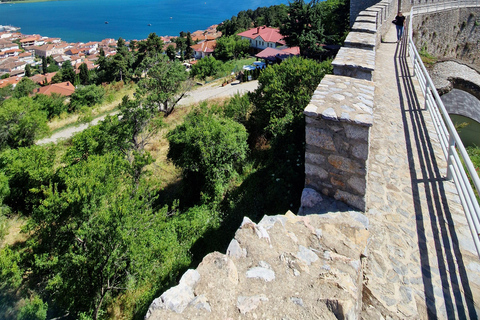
[0,97,49,150]
[167,107,248,200]
[69,85,105,111]
[190,56,222,80]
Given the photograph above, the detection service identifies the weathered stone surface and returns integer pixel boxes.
[246,266,276,281]
[179,269,200,289]
[189,295,211,312]
[305,163,329,180]
[335,189,366,211]
[305,152,326,165]
[301,188,323,208]
[296,245,319,265]
[226,239,247,259]
[333,47,376,81]
[328,155,365,175]
[345,31,377,50]
[237,295,268,314]
[146,210,369,320]
[156,283,195,314]
[352,142,369,160]
[306,126,336,151]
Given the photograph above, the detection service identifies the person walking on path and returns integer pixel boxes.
[394,11,406,41]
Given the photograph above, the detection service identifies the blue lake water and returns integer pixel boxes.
[0,0,287,42]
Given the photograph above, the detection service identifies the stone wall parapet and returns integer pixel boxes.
[304,0,396,211]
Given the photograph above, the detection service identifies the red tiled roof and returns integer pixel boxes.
[255,46,300,61]
[237,26,284,43]
[191,40,216,53]
[0,76,22,88]
[29,72,57,85]
[36,81,75,96]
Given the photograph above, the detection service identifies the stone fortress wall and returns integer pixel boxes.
[143,1,404,319]
[303,0,397,211]
[412,7,480,70]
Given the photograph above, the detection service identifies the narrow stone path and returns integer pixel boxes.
[364,21,480,318]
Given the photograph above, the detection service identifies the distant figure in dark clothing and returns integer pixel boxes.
[394,11,406,41]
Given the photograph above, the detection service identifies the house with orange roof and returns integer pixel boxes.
[255,46,300,63]
[0,76,22,88]
[29,72,57,86]
[100,38,116,48]
[31,43,65,57]
[191,40,217,59]
[0,39,18,52]
[237,26,286,52]
[20,35,41,48]
[0,57,26,76]
[3,48,22,58]
[35,81,75,97]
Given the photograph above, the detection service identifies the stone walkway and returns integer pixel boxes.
[364,21,480,319]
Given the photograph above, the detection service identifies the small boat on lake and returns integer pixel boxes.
[105,21,109,24]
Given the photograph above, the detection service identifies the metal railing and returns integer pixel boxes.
[408,4,480,257]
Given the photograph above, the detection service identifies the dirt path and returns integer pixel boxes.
[37,80,258,145]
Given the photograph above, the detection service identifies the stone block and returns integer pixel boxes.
[306,126,336,151]
[352,142,369,160]
[332,47,375,81]
[300,187,323,208]
[351,21,377,34]
[305,152,326,165]
[328,155,365,176]
[335,189,366,211]
[305,163,329,180]
[345,124,370,141]
[348,176,367,195]
[345,31,377,50]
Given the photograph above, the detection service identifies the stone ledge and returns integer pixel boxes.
[352,21,377,34]
[305,74,375,127]
[345,31,377,50]
[332,47,376,81]
[355,15,378,24]
[145,211,369,320]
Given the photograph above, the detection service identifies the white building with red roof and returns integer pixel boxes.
[237,26,286,51]
[191,40,217,59]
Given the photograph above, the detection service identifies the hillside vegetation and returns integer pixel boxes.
[0,0,347,319]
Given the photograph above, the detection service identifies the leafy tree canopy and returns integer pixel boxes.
[0,97,49,150]
[167,106,248,199]
[250,56,332,136]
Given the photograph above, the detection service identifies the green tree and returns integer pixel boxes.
[61,60,76,84]
[79,62,90,85]
[185,32,194,60]
[25,64,32,77]
[250,56,331,136]
[167,107,248,199]
[33,93,67,119]
[136,55,189,115]
[214,35,250,61]
[28,153,189,320]
[42,56,47,75]
[166,44,177,61]
[223,93,252,125]
[280,0,327,59]
[69,85,105,111]
[174,34,187,60]
[17,295,48,320]
[12,78,37,98]
[0,97,49,149]
[190,56,222,80]
[0,145,56,212]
